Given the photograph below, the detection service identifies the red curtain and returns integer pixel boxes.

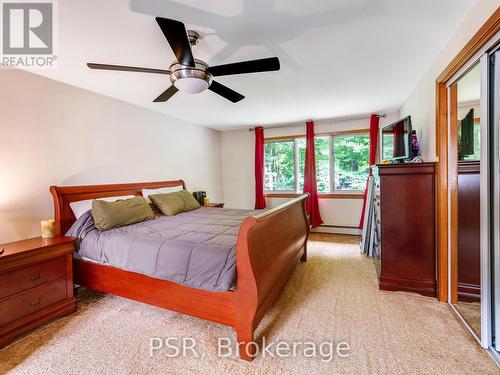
[359,114,380,229]
[303,120,323,228]
[254,126,266,209]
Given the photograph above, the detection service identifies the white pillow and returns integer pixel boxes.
[69,195,136,219]
[142,186,183,203]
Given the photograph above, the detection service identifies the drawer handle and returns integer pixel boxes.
[28,297,43,306]
[27,273,41,281]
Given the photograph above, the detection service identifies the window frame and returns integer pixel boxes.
[263,129,371,198]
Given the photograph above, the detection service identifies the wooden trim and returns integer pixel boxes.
[264,128,369,142]
[435,8,500,302]
[265,193,364,199]
[264,135,301,142]
[436,82,449,302]
[51,181,310,361]
[450,83,459,305]
[437,7,500,83]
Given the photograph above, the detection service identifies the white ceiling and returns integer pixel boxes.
[28,0,476,130]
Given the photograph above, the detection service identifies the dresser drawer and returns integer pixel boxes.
[0,279,68,327]
[0,256,67,299]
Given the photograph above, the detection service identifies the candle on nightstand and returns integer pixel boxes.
[41,219,55,238]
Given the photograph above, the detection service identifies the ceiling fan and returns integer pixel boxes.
[87,17,280,103]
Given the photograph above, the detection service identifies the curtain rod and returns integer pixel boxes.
[248,114,387,131]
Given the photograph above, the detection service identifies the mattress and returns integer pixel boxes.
[66,206,261,292]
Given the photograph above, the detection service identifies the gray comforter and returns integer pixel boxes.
[67,207,261,292]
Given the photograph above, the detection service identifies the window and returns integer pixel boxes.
[332,134,370,191]
[264,131,370,193]
[297,137,330,192]
[264,140,295,191]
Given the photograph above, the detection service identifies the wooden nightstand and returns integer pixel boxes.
[0,236,77,348]
[206,203,224,208]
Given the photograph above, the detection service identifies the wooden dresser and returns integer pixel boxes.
[371,163,437,297]
[0,236,77,348]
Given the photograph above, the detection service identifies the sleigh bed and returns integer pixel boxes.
[50,180,309,361]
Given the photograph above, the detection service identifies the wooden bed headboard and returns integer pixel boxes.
[50,180,186,236]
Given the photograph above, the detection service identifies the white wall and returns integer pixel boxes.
[221,113,398,229]
[399,0,498,161]
[0,69,222,243]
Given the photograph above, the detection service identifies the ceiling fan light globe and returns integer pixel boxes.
[173,77,209,93]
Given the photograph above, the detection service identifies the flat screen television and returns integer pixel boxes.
[381,116,412,162]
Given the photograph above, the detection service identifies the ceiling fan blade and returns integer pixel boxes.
[155,17,195,67]
[208,81,245,103]
[207,57,280,77]
[87,63,170,75]
[153,86,179,102]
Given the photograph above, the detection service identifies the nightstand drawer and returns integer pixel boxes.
[0,256,66,299]
[0,279,67,327]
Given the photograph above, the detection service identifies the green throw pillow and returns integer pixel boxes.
[179,190,201,211]
[149,192,186,216]
[149,190,201,216]
[92,196,155,231]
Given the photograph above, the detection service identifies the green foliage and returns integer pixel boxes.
[264,141,295,190]
[333,135,369,190]
[264,134,369,192]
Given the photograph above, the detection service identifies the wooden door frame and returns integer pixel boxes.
[435,8,500,302]
[449,83,459,304]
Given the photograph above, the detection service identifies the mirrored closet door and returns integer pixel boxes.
[449,62,482,340]
[492,47,500,353]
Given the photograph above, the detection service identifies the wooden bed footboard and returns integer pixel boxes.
[234,194,310,360]
[51,180,310,362]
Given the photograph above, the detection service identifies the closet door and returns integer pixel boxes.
[448,61,483,341]
[493,49,500,352]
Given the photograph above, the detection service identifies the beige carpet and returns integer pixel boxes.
[455,301,481,338]
[0,234,497,374]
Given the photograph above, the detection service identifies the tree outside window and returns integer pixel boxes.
[333,134,370,191]
[264,140,295,191]
[264,132,370,193]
